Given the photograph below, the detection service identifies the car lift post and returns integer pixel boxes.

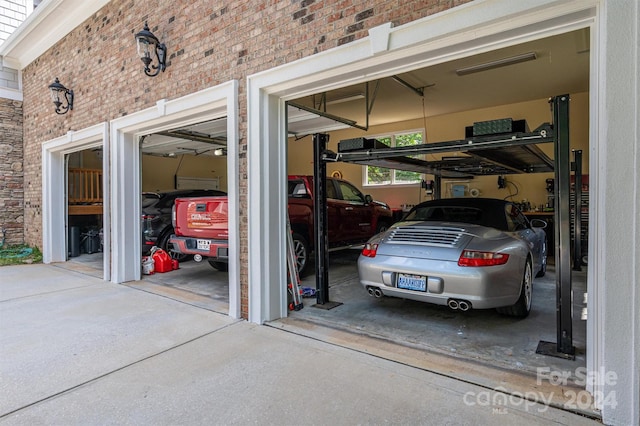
[537,94,575,359]
[433,175,442,200]
[312,133,341,309]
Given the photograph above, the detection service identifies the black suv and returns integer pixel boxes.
[142,189,226,260]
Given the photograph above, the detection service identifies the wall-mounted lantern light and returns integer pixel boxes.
[48,78,73,114]
[135,22,167,77]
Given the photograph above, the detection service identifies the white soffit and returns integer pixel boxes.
[0,0,110,69]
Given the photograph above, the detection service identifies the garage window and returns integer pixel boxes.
[363,130,424,186]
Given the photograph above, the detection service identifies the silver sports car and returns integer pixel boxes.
[358,198,547,317]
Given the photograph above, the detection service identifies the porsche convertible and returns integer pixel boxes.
[357,198,547,317]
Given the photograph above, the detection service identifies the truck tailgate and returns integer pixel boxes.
[173,196,229,240]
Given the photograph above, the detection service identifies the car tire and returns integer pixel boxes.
[208,260,228,271]
[536,243,547,278]
[536,258,546,278]
[497,259,533,318]
[159,229,191,262]
[292,233,310,277]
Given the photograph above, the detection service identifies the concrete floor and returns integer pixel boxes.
[289,249,586,376]
[61,249,593,416]
[64,253,229,314]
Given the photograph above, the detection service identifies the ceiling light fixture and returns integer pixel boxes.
[135,22,167,77]
[325,93,365,105]
[213,148,227,156]
[48,78,73,114]
[455,52,537,76]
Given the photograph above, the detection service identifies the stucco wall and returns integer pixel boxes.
[0,97,23,245]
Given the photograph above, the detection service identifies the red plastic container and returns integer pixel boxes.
[152,248,173,273]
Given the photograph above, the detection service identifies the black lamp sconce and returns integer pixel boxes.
[48,78,73,114]
[135,22,167,77]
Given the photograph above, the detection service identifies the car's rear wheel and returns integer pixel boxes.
[208,260,228,271]
[497,259,533,318]
[159,229,190,262]
[292,233,310,276]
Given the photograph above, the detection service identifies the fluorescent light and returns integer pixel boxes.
[455,52,537,76]
[325,93,365,105]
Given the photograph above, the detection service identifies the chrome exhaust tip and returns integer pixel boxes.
[447,299,459,310]
[373,288,383,298]
[458,300,470,312]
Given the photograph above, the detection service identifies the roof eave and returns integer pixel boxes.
[0,0,110,70]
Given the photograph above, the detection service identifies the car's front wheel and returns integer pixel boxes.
[292,233,310,276]
[536,241,547,278]
[497,259,533,318]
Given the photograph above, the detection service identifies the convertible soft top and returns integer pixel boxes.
[403,198,513,231]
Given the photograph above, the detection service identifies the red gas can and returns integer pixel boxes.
[152,248,173,273]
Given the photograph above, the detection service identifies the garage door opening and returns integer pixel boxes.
[124,117,231,314]
[64,148,105,278]
[278,28,593,415]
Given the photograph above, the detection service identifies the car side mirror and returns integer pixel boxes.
[364,194,373,204]
[530,218,547,229]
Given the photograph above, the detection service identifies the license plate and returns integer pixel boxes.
[197,239,211,250]
[397,274,427,292]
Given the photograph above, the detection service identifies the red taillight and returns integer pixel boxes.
[458,250,509,267]
[362,243,378,258]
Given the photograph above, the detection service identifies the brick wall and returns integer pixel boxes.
[21,0,471,316]
[0,97,24,246]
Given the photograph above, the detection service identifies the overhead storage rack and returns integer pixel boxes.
[331,122,555,178]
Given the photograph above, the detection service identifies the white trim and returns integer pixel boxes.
[0,87,22,101]
[0,0,111,69]
[109,80,241,319]
[592,1,639,423]
[41,123,110,280]
[586,0,603,402]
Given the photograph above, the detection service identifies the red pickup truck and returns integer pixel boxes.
[169,196,229,271]
[169,176,393,274]
[288,175,393,275]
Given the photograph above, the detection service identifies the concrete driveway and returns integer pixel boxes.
[1,264,599,425]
